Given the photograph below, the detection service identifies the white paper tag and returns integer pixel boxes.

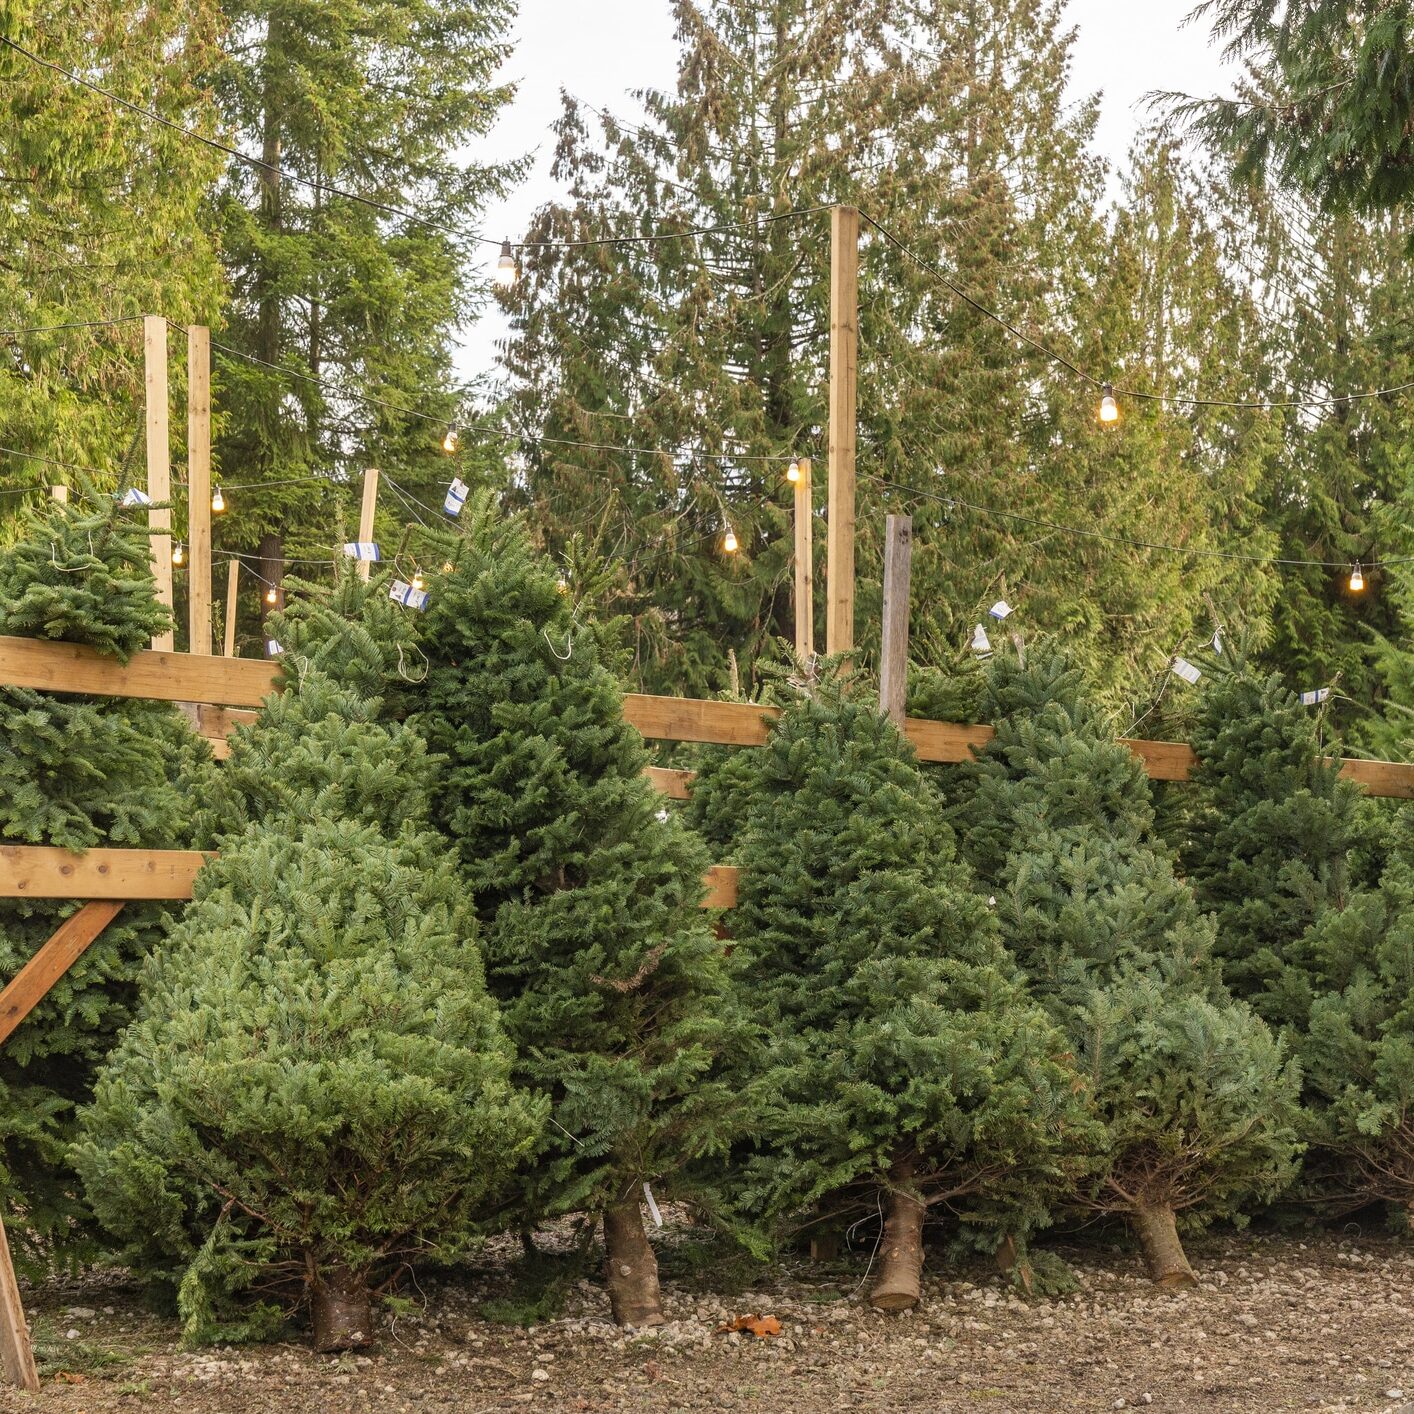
[119,487,152,507]
[1211,630,1223,655]
[643,1182,663,1229]
[342,541,380,561]
[389,579,430,611]
[1300,687,1331,706]
[971,623,991,655]
[266,638,283,656]
[989,600,1012,620]
[1171,657,1201,685]
[443,477,469,517]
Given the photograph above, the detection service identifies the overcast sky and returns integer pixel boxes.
[457,0,1233,376]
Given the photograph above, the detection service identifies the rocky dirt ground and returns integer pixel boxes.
[1,1226,1412,1413]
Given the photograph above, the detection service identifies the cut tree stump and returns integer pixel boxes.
[0,901,125,1047]
[0,1216,38,1392]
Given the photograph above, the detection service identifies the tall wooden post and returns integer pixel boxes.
[879,514,912,725]
[793,457,814,658]
[187,326,213,654]
[144,315,174,651]
[357,467,379,581]
[827,206,859,657]
[223,559,241,658]
[0,1216,38,1392]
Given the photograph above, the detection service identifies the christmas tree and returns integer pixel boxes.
[0,492,199,1264]
[1176,668,1367,1027]
[74,625,543,1348]
[409,499,739,1327]
[731,677,1090,1310]
[951,649,1302,1285]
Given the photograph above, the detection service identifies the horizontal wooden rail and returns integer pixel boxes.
[6,637,1414,798]
[0,846,740,909]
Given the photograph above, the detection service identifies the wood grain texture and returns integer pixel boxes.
[827,205,859,656]
[187,324,213,655]
[623,694,779,747]
[879,514,912,724]
[702,865,740,909]
[793,457,813,657]
[643,766,695,800]
[0,846,209,900]
[0,901,124,1047]
[144,314,173,652]
[0,1216,37,1392]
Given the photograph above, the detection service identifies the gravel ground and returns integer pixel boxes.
[2,1228,1412,1413]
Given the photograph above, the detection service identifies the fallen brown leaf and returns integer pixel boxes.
[716,1313,782,1339]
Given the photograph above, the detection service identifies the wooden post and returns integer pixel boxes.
[827,206,858,657]
[357,467,379,580]
[187,325,212,655]
[50,484,68,504]
[793,456,814,658]
[223,559,240,658]
[144,314,174,651]
[0,1216,37,1392]
[879,514,912,725]
[0,902,125,1048]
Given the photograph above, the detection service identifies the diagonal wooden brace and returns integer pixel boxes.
[0,901,125,1048]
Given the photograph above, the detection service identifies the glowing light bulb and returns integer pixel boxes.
[265,585,277,605]
[211,486,226,513]
[442,424,459,454]
[441,561,454,575]
[494,240,517,288]
[172,542,185,566]
[411,570,424,592]
[1350,562,1365,593]
[556,575,569,594]
[1098,383,1119,425]
[723,528,739,554]
[786,458,801,484]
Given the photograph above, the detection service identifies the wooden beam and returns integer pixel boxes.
[879,514,912,724]
[793,456,814,658]
[827,206,859,657]
[187,325,213,655]
[0,636,280,707]
[0,1216,38,1393]
[222,558,241,658]
[901,718,996,763]
[643,766,695,800]
[624,694,778,748]
[702,865,740,910]
[0,902,124,1047]
[357,468,379,581]
[1336,756,1414,799]
[0,846,209,900]
[144,314,174,652]
[1121,738,1198,783]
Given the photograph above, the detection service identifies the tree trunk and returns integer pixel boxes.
[603,1198,664,1327]
[869,1161,926,1313]
[1131,1203,1198,1289]
[309,1265,372,1352]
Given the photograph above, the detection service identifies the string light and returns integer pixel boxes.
[442,424,459,454]
[786,458,801,483]
[411,569,425,592]
[494,241,517,288]
[172,542,185,566]
[1350,562,1365,593]
[441,561,454,574]
[722,528,739,554]
[1098,384,1119,425]
[265,585,277,605]
[211,485,226,513]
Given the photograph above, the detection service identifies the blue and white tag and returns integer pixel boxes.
[118,488,152,507]
[989,600,1013,620]
[1300,687,1331,706]
[266,639,283,657]
[389,579,429,612]
[1171,657,1202,686]
[443,477,469,517]
[341,541,380,562]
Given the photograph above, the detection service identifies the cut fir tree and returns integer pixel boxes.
[73,639,543,1349]
[730,674,1092,1311]
[950,649,1303,1286]
[408,498,740,1327]
[0,490,200,1266]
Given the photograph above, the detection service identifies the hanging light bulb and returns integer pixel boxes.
[1098,383,1119,425]
[265,585,277,605]
[555,574,569,594]
[722,528,739,554]
[494,240,517,288]
[211,485,226,513]
[786,458,801,484]
[442,424,459,454]
[411,569,425,592]
[1349,562,1365,593]
[441,561,454,575]
[172,542,185,567]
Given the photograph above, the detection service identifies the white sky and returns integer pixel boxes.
[457,0,1233,377]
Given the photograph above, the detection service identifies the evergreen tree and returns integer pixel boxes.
[1177,668,1367,1026]
[207,0,519,632]
[0,1,224,528]
[730,679,1090,1309]
[951,648,1302,1285]
[74,630,542,1349]
[407,499,739,1327]
[0,492,199,1264]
